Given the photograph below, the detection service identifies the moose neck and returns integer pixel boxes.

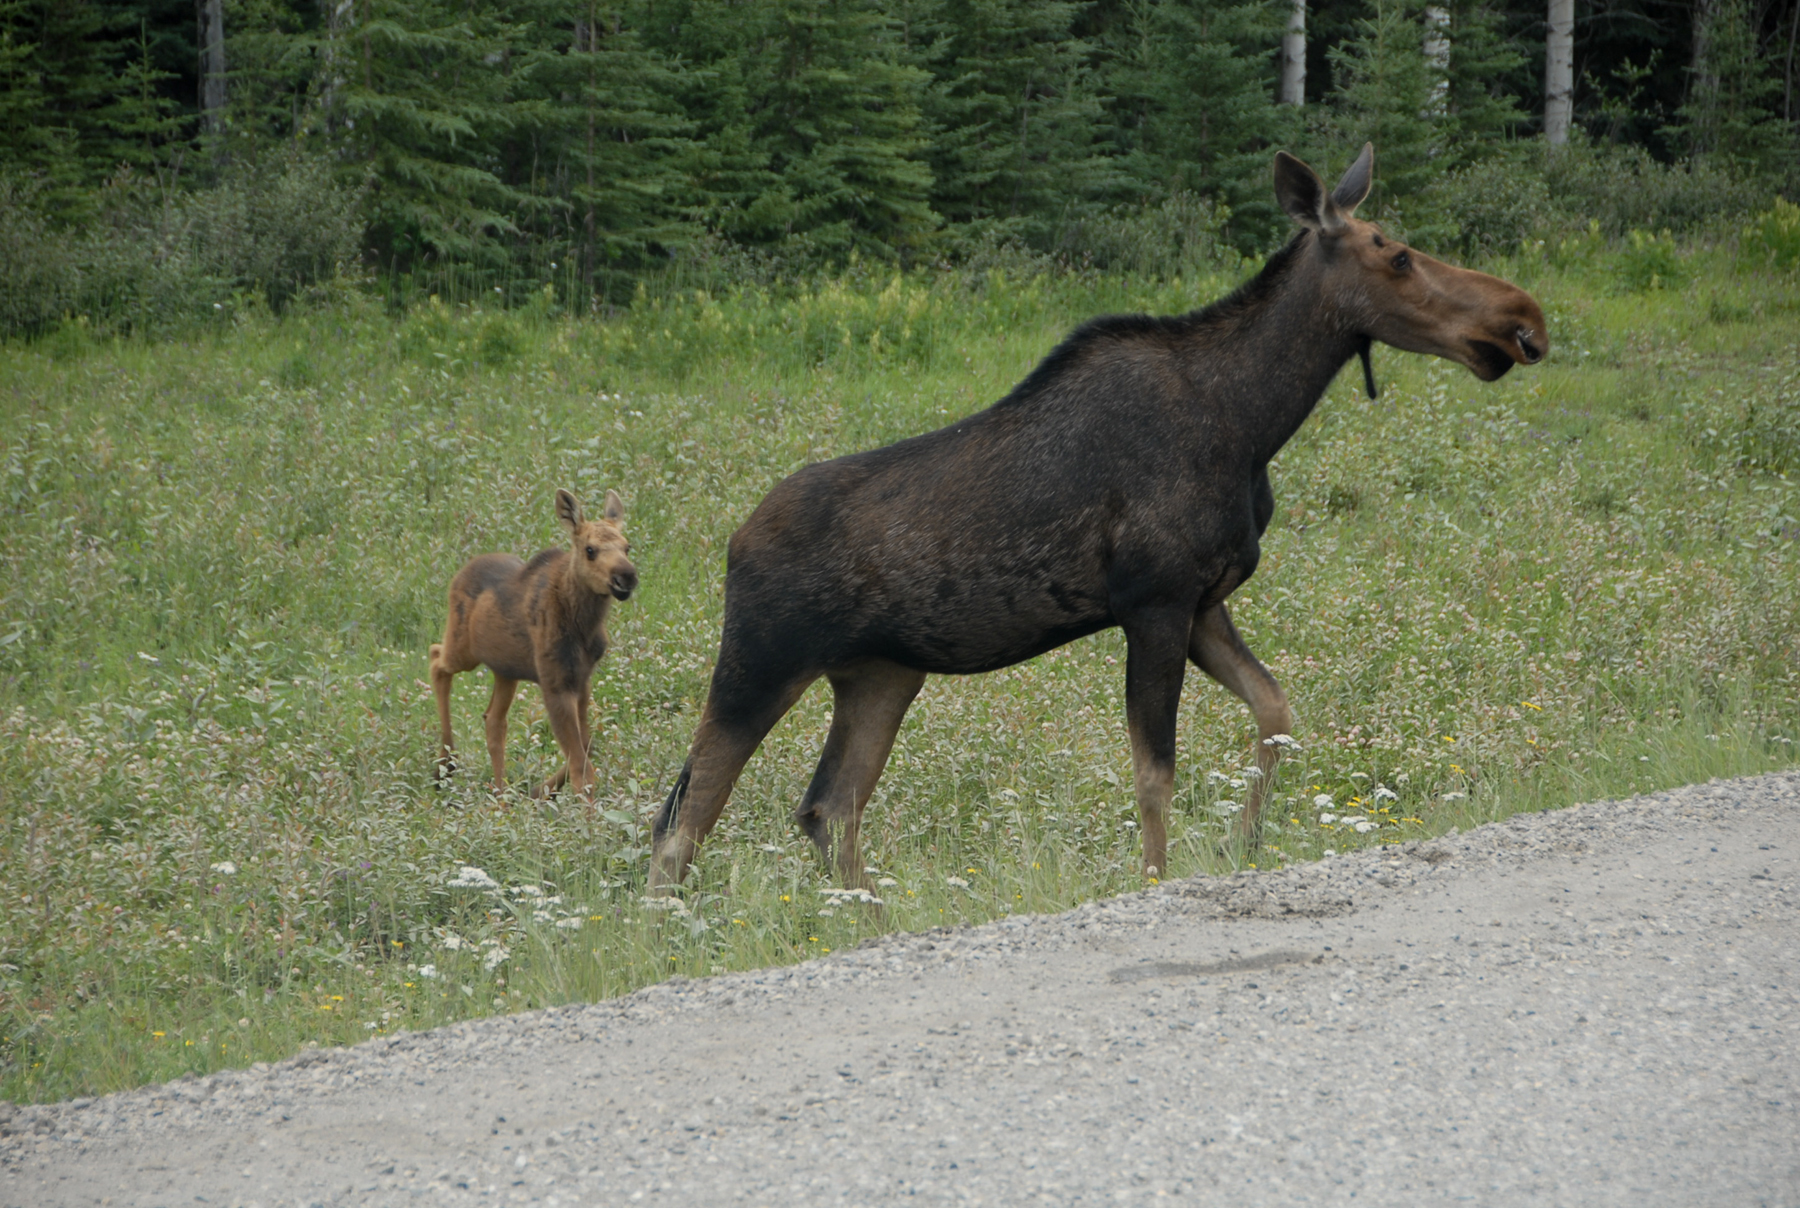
[560,559,613,636]
[1189,232,1364,467]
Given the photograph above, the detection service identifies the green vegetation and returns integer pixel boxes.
[2,0,1797,328]
[2,231,1798,1104]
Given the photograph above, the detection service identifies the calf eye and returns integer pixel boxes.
[1391,251,1411,272]
[585,547,598,560]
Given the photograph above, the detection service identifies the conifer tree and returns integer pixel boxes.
[1328,0,1441,215]
[1106,0,1288,245]
[924,0,1116,243]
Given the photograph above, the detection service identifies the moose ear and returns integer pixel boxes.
[1273,151,1342,233]
[603,489,625,523]
[1331,143,1374,214]
[555,488,583,533]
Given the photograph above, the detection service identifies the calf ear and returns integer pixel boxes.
[1273,151,1343,234]
[603,489,625,522]
[1331,143,1374,214]
[555,488,584,534]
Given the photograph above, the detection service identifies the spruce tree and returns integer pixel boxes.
[1327,0,1440,217]
[924,0,1117,243]
[1106,0,1289,246]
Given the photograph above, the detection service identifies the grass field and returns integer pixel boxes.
[2,237,1797,1102]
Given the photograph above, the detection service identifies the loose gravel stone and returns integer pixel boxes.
[4,771,1797,1206]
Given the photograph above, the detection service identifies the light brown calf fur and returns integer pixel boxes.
[430,489,637,799]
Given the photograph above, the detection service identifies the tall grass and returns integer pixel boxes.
[1,238,1796,1103]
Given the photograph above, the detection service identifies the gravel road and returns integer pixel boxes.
[5,771,1797,1207]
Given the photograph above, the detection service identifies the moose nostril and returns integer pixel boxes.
[1517,327,1543,363]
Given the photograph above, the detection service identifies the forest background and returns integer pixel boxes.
[2,0,1799,329]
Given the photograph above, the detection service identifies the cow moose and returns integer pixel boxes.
[430,488,637,800]
[650,144,1547,891]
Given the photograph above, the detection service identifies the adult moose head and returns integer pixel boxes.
[650,144,1546,892]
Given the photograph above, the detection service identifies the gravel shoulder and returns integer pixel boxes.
[5,771,1798,1207]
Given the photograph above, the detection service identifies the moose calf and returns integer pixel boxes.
[430,488,637,799]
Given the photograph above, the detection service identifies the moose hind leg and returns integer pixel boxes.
[483,675,520,794]
[1122,608,1193,879]
[1189,604,1293,843]
[430,644,458,781]
[649,667,817,891]
[796,660,926,890]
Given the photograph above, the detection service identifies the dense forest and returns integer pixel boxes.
[2,0,1797,329]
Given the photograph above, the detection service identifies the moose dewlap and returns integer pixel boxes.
[649,144,1547,892]
[430,488,637,800]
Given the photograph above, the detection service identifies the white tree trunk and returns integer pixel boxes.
[1280,0,1306,107]
[1545,0,1574,145]
[198,0,226,138]
[1424,6,1450,117]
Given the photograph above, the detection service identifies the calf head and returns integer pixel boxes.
[1274,144,1547,381]
[555,488,638,600]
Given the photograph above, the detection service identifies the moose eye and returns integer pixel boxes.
[585,546,598,560]
[1391,251,1411,272]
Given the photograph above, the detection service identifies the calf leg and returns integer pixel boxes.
[1121,607,1194,879]
[649,664,816,890]
[429,643,458,781]
[795,660,926,890]
[538,683,596,798]
[539,686,594,800]
[483,675,519,793]
[1188,604,1293,844]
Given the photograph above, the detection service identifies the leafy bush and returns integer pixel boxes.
[0,175,81,336]
[1746,198,1800,271]
[1543,141,1769,238]
[0,153,365,340]
[1616,229,1686,292]
[1422,151,1564,258]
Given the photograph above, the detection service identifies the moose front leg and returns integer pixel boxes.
[540,686,595,800]
[1121,608,1193,879]
[1189,604,1293,844]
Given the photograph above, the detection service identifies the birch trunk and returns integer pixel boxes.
[1545,0,1574,144]
[1280,0,1306,106]
[197,0,226,138]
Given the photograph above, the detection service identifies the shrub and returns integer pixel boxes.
[1616,229,1686,292]
[0,152,364,340]
[1746,198,1800,271]
[1543,141,1769,238]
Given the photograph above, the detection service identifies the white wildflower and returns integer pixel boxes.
[1263,734,1302,751]
[554,917,583,930]
[532,910,554,924]
[817,908,836,918]
[1318,812,1338,825]
[482,945,509,972]
[639,895,691,916]
[946,876,969,889]
[876,877,898,888]
[209,861,237,876]
[440,934,466,951]
[1229,778,1246,790]
[448,865,499,890]
[1352,820,1378,834]
[1322,849,1338,857]
[1206,770,1232,785]
[417,964,440,980]
[1373,787,1399,803]
[1211,800,1243,817]
[1313,793,1334,809]
[1443,791,1467,802]
[819,887,884,906]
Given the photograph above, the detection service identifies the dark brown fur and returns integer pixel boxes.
[430,489,637,799]
[651,146,1548,889]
